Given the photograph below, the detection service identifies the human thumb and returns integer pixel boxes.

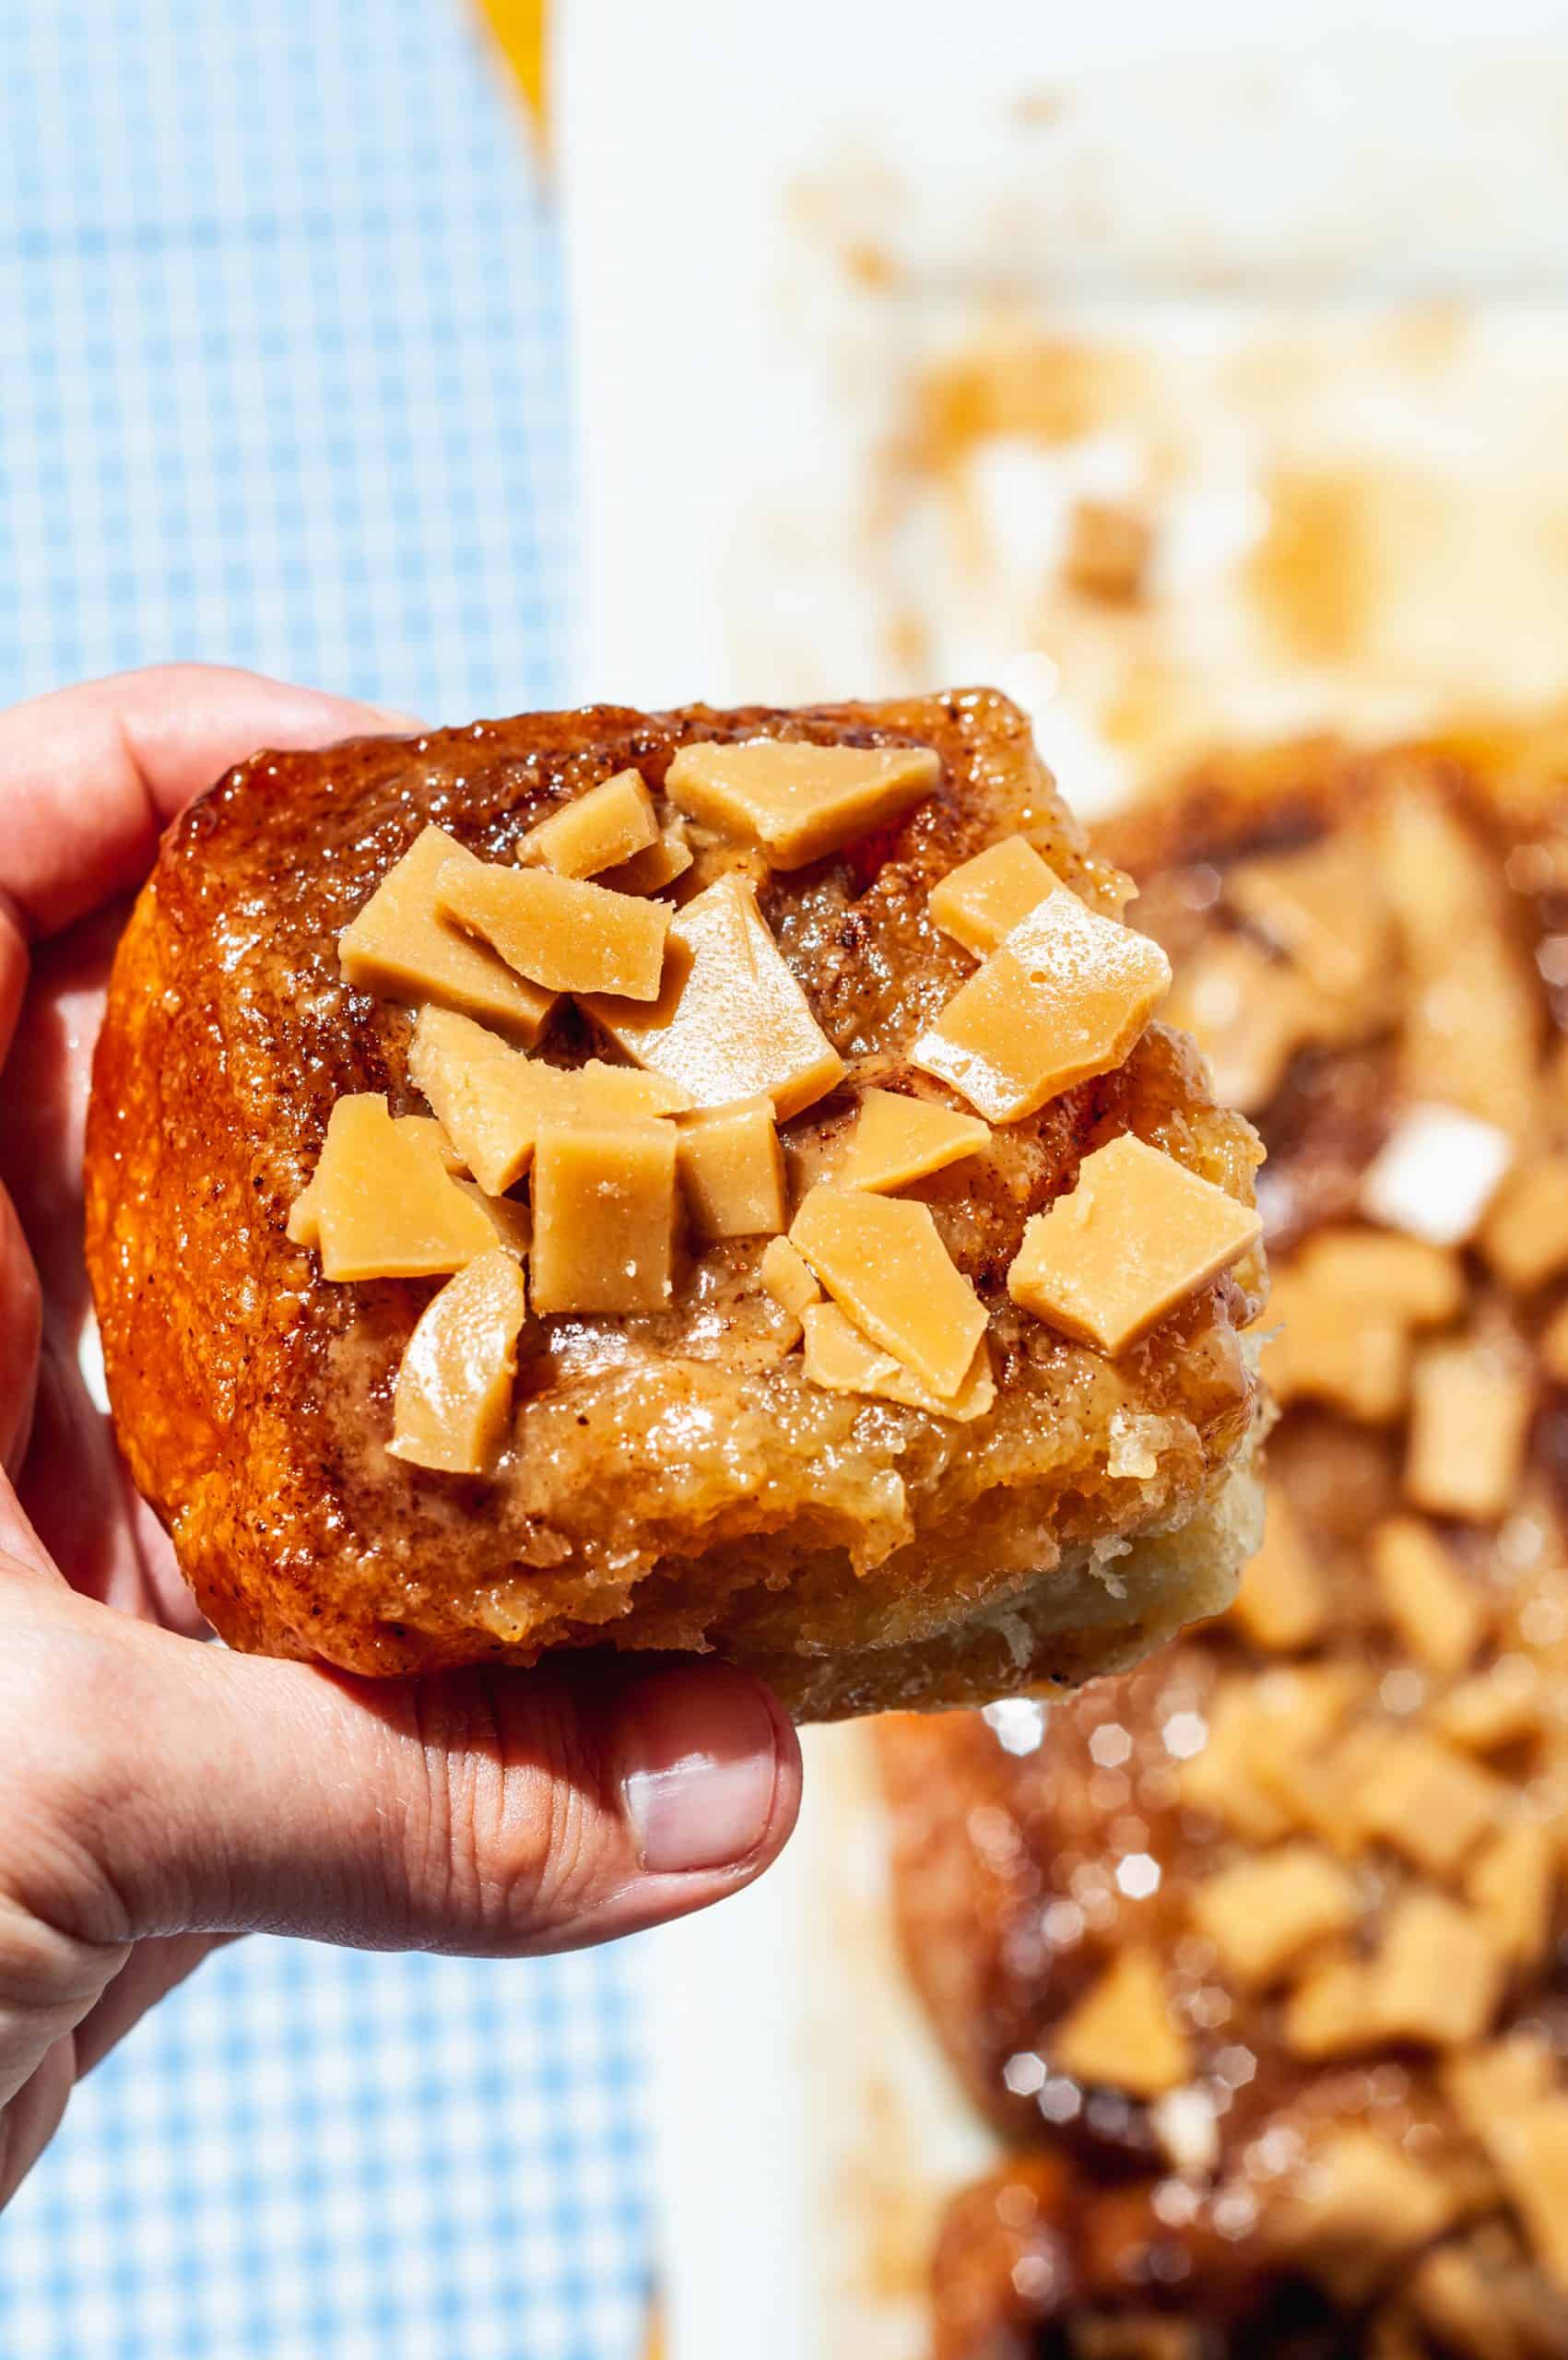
[0,1586,801,1964]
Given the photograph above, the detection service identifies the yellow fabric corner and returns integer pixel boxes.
[476,0,548,139]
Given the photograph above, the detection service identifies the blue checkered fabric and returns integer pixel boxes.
[0,4,651,2353]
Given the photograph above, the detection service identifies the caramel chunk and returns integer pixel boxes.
[801,1302,995,1423]
[337,825,556,1044]
[1229,1488,1328,1653]
[1404,2248,1515,2357]
[1487,2101,1568,2285]
[289,1127,467,1250]
[1062,497,1152,604]
[1480,1153,1568,1292]
[1465,1820,1557,1970]
[1405,1339,1535,1521]
[836,1089,990,1194]
[1356,1729,1503,1875]
[438,862,671,1001]
[1162,934,1319,1115]
[1302,1228,1466,1325]
[677,1097,786,1242]
[528,1118,678,1316]
[1189,1844,1359,1988]
[664,737,937,868]
[1177,1679,1292,1846]
[1236,1666,1369,1851]
[911,889,1171,1124]
[1444,2033,1556,2143]
[790,1187,985,1401]
[1283,1955,1378,2061]
[1360,1103,1512,1247]
[598,823,693,897]
[454,1181,531,1260]
[408,1008,690,1196]
[1259,1730,1375,1858]
[516,768,658,878]
[927,836,1057,957]
[284,1182,323,1250]
[1227,832,1392,1002]
[387,1250,527,1476]
[304,1093,498,1280]
[1262,1231,1463,1427]
[395,1115,467,1174]
[1435,1661,1543,1753]
[584,873,844,1119]
[1373,1889,1504,2047]
[1008,1134,1260,1357]
[758,1234,820,1320]
[1371,1516,1486,1676]
[1268,1729,1375,1856]
[1262,1276,1408,1425]
[1379,788,1542,1138]
[1256,1660,1367,1749]
[1048,1949,1192,2098]
[1267,2132,1460,2296]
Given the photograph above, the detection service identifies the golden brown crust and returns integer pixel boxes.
[884,729,1568,2349]
[85,690,1264,1716]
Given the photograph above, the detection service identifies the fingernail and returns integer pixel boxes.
[367,704,427,732]
[617,1667,781,1873]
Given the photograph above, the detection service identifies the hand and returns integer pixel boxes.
[0,666,800,2204]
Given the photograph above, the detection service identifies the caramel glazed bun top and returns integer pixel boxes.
[881,725,1568,2354]
[85,690,1266,1719]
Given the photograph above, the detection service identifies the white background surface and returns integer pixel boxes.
[559,0,1568,709]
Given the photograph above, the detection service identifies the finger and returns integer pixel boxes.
[73,1933,238,2079]
[0,664,421,940]
[122,1484,210,1636]
[0,899,23,1081]
[0,1936,229,2212]
[15,1323,175,1615]
[0,1926,239,2207]
[0,904,123,1305]
[0,922,157,1605]
[12,1599,802,1959]
[0,1188,40,1476]
[0,1424,55,1587]
[0,908,191,1611]
[0,666,419,1068]
[0,2035,77,2210]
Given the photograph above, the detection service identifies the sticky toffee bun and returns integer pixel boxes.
[880,727,1568,2352]
[86,691,1265,1717]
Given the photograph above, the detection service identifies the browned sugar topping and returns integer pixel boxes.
[287,744,1235,1477]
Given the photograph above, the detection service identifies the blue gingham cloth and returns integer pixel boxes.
[0,4,651,2353]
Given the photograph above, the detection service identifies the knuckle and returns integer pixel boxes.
[523,1702,616,1927]
[0,1611,135,1945]
[405,1672,618,1953]
[0,2037,77,2212]
[0,1620,133,2099]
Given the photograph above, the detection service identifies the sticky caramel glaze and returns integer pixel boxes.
[880,1430,1505,2152]
[1109,728,1568,1257]
[929,2154,1323,2360]
[85,690,1262,1710]
[885,729,1568,2351]
[894,1607,1568,2344]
